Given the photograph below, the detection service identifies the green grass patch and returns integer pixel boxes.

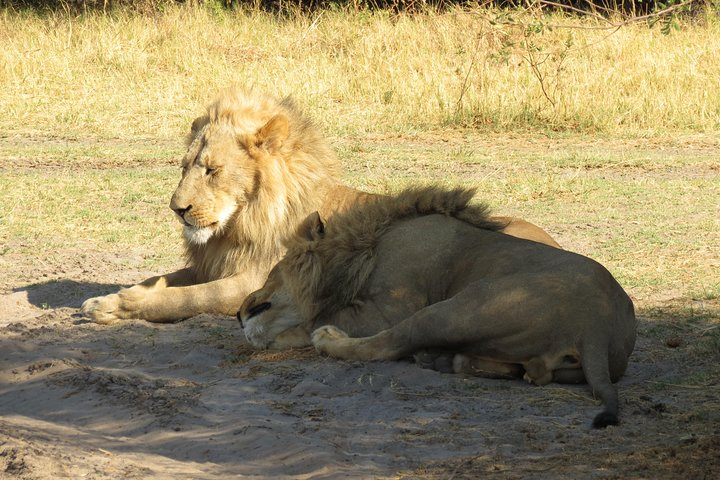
[0,165,182,261]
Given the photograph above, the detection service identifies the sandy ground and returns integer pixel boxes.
[1,247,719,480]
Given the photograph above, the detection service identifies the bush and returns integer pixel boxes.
[0,0,706,15]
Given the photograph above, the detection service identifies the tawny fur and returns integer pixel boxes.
[81,86,371,324]
[82,86,560,325]
[283,186,504,320]
[239,186,636,428]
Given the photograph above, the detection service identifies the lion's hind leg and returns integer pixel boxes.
[414,350,456,373]
[523,357,553,386]
[552,368,586,384]
[453,354,524,380]
[523,350,584,385]
[315,282,527,363]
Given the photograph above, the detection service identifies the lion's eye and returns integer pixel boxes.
[205,167,217,176]
[247,302,271,319]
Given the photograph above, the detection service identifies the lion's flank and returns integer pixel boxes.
[287,185,505,321]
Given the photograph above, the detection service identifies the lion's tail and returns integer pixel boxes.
[581,336,620,429]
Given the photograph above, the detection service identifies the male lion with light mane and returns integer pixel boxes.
[238,186,637,428]
[82,87,559,324]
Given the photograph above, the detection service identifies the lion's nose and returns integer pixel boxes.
[173,205,192,218]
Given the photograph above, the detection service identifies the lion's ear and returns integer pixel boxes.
[298,211,325,242]
[256,114,289,152]
[191,115,209,135]
[186,115,210,146]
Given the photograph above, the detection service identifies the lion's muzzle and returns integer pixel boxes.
[172,205,191,218]
[172,205,193,226]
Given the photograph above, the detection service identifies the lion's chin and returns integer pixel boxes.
[183,225,215,245]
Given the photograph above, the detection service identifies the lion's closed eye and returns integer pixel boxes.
[247,302,271,319]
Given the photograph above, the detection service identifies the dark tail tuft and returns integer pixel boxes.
[592,411,619,429]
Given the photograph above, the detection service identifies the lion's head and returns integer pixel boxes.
[237,212,335,349]
[169,87,341,282]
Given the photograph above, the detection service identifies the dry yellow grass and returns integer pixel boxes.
[0,5,718,139]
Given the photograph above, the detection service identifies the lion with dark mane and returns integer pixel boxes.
[82,87,559,324]
[239,186,637,428]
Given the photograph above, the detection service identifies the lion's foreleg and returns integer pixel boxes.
[311,325,405,361]
[138,268,197,289]
[82,273,256,324]
[81,268,196,324]
[134,274,259,322]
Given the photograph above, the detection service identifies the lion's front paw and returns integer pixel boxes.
[81,288,144,324]
[81,294,123,324]
[312,325,348,342]
[311,325,349,354]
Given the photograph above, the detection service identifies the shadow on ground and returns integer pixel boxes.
[14,280,127,309]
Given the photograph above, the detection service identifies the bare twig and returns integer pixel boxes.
[466,0,698,109]
[456,31,486,115]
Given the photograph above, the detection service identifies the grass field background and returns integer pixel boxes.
[1,3,718,327]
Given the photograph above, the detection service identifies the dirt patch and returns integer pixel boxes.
[1,249,718,479]
[412,434,720,479]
